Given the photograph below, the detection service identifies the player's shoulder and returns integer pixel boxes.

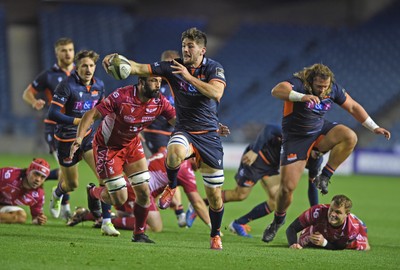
[0,167,22,179]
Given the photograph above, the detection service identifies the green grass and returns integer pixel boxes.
[1,154,400,270]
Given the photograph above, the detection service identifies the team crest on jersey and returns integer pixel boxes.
[216,67,225,79]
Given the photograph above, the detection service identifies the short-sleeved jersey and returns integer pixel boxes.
[94,85,175,149]
[52,72,104,140]
[149,57,226,132]
[31,64,73,124]
[298,204,368,250]
[282,77,347,135]
[0,167,45,218]
[147,150,197,196]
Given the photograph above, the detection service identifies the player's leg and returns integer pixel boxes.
[170,187,186,227]
[314,124,357,194]
[159,133,192,209]
[262,160,307,243]
[185,191,211,228]
[0,206,27,224]
[83,149,120,237]
[125,157,155,243]
[201,162,224,250]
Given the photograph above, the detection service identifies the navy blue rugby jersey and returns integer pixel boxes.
[31,63,73,124]
[51,72,104,140]
[149,57,226,132]
[282,77,347,135]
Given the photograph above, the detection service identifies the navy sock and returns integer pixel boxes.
[175,204,184,215]
[47,169,59,180]
[237,201,271,224]
[209,206,224,237]
[274,211,286,225]
[54,182,66,197]
[165,162,180,189]
[321,163,335,179]
[61,193,70,205]
[101,201,112,219]
[308,179,319,206]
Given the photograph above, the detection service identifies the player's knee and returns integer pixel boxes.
[202,170,224,188]
[128,171,150,186]
[167,134,190,167]
[344,129,358,147]
[236,192,249,201]
[105,176,127,193]
[14,210,27,223]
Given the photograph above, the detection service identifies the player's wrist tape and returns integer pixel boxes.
[322,239,328,247]
[362,116,379,132]
[288,90,305,102]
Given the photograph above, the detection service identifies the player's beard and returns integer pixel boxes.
[143,86,160,99]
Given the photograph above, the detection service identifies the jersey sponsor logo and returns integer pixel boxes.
[306,99,332,112]
[287,153,297,161]
[216,67,225,80]
[124,115,135,123]
[142,116,155,122]
[145,107,157,114]
[83,101,94,110]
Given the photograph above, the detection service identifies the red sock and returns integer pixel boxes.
[91,186,105,200]
[112,217,135,230]
[133,203,149,235]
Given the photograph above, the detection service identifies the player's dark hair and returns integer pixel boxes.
[294,63,335,96]
[74,50,99,64]
[181,27,207,47]
[54,37,74,49]
[331,194,352,213]
[161,50,180,61]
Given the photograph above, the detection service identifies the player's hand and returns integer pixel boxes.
[218,123,230,137]
[242,150,257,166]
[102,53,118,72]
[70,137,82,159]
[33,213,47,225]
[289,243,303,249]
[32,99,46,110]
[310,232,325,246]
[374,127,391,140]
[302,94,320,104]
[171,59,191,80]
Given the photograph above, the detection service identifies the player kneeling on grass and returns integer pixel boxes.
[0,158,50,225]
[286,194,370,251]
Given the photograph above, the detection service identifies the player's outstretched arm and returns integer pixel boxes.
[102,53,150,77]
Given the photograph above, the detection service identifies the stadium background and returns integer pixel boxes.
[0,0,399,174]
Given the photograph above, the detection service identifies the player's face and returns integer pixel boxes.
[311,76,331,98]
[181,38,206,67]
[27,171,46,189]
[76,57,96,85]
[143,77,162,98]
[327,202,348,227]
[56,43,75,67]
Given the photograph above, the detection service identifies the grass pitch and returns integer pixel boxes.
[1,154,399,270]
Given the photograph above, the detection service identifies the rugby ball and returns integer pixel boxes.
[107,54,131,80]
